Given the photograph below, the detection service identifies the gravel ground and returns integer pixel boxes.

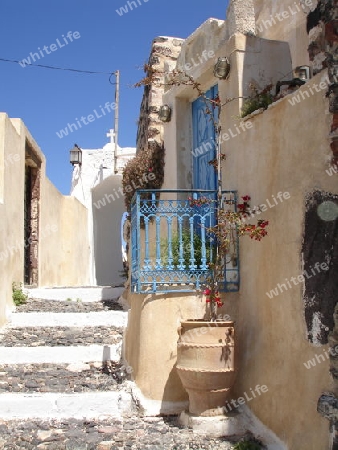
[0,416,244,449]
[0,362,129,393]
[16,299,123,313]
[0,326,122,347]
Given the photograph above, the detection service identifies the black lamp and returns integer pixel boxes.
[294,66,311,82]
[213,57,231,80]
[70,144,82,166]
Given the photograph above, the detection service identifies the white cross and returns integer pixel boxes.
[107,129,116,145]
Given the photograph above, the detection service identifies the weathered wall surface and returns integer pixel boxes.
[136,36,183,154]
[125,2,337,447]
[125,19,294,421]
[39,179,91,287]
[0,114,25,325]
[124,292,208,407]
[92,174,126,286]
[253,0,314,68]
[70,144,136,285]
[0,113,91,325]
[218,71,335,450]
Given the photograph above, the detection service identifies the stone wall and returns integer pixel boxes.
[136,36,183,153]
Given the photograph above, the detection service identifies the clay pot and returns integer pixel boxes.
[176,320,236,416]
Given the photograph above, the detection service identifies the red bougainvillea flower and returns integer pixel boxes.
[258,220,269,228]
[242,195,251,201]
[204,289,211,295]
[206,298,211,303]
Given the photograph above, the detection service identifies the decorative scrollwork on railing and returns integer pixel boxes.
[131,190,239,294]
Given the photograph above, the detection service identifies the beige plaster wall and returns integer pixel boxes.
[0,114,25,325]
[125,292,207,404]
[219,71,334,450]
[0,113,90,324]
[253,0,313,69]
[39,179,90,287]
[125,28,294,416]
[125,6,333,446]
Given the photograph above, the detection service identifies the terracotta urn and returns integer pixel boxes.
[176,319,236,416]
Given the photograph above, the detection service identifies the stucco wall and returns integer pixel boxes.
[39,178,91,287]
[124,8,337,445]
[253,0,314,69]
[92,174,126,286]
[0,113,90,325]
[124,292,207,406]
[218,70,335,450]
[0,114,25,325]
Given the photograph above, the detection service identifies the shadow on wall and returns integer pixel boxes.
[162,365,188,409]
[92,174,126,286]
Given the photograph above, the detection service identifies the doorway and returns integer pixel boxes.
[24,143,41,286]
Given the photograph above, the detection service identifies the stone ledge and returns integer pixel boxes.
[179,405,287,450]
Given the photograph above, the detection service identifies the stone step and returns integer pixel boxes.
[24,286,125,303]
[7,311,128,328]
[0,344,122,364]
[15,298,124,313]
[0,326,123,347]
[0,416,236,449]
[0,362,129,393]
[0,390,135,420]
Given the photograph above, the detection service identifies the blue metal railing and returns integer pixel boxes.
[131,189,239,294]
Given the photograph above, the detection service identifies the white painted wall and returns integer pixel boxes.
[70,136,135,286]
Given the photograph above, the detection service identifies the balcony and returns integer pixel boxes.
[130,190,240,294]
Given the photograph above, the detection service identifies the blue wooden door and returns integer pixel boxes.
[192,85,218,191]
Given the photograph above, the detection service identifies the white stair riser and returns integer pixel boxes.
[7,312,128,328]
[24,287,125,302]
[0,391,134,419]
[0,344,122,364]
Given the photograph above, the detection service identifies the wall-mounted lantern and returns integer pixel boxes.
[70,144,82,166]
[294,65,311,82]
[213,57,231,80]
[158,105,172,122]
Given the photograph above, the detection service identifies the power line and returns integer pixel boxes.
[0,57,116,76]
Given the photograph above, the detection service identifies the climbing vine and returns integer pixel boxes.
[122,142,165,212]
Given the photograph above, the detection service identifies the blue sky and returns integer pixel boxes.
[0,0,228,194]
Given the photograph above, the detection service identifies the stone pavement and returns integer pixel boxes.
[0,416,244,449]
[0,293,262,449]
